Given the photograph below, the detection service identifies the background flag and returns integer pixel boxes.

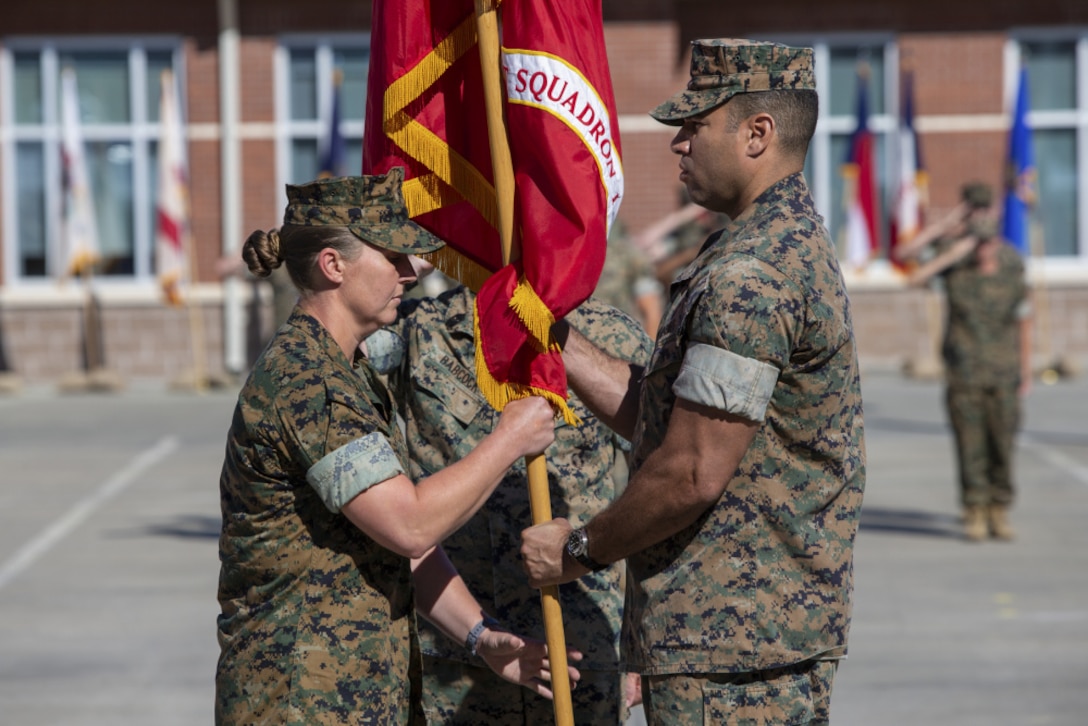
[156,69,191,306]
[318,70,347,178]
[890,70,927,270]
[363,0,623,421]
[1002,67,1036,256]
[842,64,878,270]
[59,67,100,278]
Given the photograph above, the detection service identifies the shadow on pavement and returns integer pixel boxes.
[139,514,221,540]
[864,415,949,437]
[858,507,961,539]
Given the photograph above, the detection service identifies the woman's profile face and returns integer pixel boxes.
[341,241,418,336]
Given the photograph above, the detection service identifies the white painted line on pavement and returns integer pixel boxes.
[0,436,180,592]
[1021,435,1088,487]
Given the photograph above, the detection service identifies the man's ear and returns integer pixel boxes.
[745,112,775,157]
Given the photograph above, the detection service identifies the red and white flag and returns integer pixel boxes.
[842,65,878,271]
[890,71,926,270]
[156,69,191,306]
[59,67,100,278]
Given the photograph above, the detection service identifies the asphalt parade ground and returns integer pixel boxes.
[0,370,1086,725]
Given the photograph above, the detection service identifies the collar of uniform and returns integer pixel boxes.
[671,172,811,287]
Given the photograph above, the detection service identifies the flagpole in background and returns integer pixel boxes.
[60,66,100,376]
[890,67,926,267]
[157,68,209,392]
[473,3,574,724]
[57,67,122,392]
[893,65,942,379]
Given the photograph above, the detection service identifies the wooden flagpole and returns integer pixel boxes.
[473,3,574,724]
[80,268,102,373]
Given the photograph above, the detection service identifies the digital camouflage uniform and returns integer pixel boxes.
[217,311,418,725]
[631,171,866,722]
[626,39,866,723]
[367,286,652,725]
[939,239,1029,508]
[216,167,444,725]
[625,172,865,718]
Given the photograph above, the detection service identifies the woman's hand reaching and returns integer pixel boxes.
[476,627,582,700]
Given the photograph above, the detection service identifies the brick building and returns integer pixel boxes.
[1,1,1086,386]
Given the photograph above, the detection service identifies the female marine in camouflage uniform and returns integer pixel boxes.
[215,169,573,725]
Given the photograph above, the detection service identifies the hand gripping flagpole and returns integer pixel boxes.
[474,2,574,724]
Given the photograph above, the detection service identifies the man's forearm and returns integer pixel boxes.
[557,322,642,440]
[586,400,759,566]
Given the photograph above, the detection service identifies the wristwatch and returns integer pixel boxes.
[566,527,607,572]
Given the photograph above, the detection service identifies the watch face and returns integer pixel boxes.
[567,529,587,558]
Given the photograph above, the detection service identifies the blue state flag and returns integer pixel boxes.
[318,73,345,178]
[1002,67,1036,255]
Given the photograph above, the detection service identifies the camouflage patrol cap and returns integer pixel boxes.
[967,217,998,241]
[961,181,994,209]
[282,167,444,254]
[650,39,816,125]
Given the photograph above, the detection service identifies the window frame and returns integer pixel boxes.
[273,32,370,212]
[1,36,185,289]
[763,33,899,267]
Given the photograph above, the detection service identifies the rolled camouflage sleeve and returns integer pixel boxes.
[307,432,405,512]
[364,328,406,375]
[674,343,779,422]
[676,254,795,422]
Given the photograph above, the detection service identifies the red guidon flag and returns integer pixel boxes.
[477,0,623,421]
[363,0,623,423]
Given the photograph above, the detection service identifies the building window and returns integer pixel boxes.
[276,36,370,187]
[1,42,180,284]
[827,44,892,261]
[793,39,896,263]
[1016,38,1085,259]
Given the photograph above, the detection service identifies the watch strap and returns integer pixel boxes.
[569,528,608,572]
[465,615,501,657]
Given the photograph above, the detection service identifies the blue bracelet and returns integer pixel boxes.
[465,615,501,657]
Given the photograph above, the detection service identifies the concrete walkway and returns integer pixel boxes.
[0,372,1085,724]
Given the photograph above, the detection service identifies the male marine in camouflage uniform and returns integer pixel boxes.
[367,285,652,724]
[905,183,1032,541]
[521,39,865,725]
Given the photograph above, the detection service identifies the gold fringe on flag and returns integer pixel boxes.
[67,251,98,279]
[391,120,498,229]
[474,300,579,425]
[383,16,477,116]
[509,276,559,354]
[383,14,498,234]
[402,173,457,218]
[420,245,493,293]
[161,273,184,307]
